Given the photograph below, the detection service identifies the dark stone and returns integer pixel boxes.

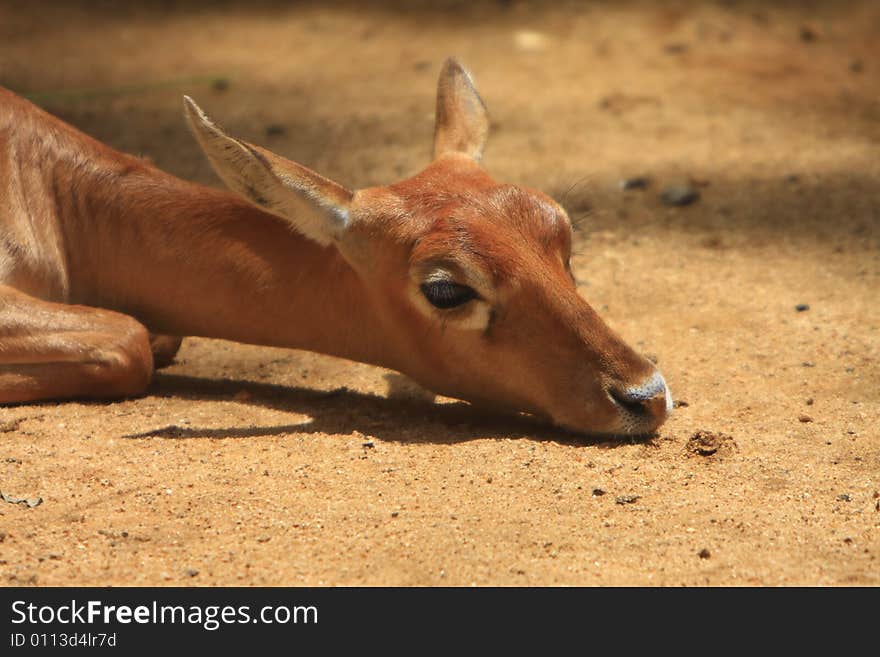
[661,184,700,206]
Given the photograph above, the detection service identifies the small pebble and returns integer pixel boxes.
[660,184,700,206]
[805,398,814,406]
[615,495,640,505]
[0,418,24,432]
[798,414,812,423]
[362,440,375,449]
[390,511,399,518]
[663,42,689,54]
[1,491,42,508]
[837,494,851,502]
[799,26,818,42]
[698,548,711,559]
[185,569,199,578]
[592,488,606,497]
[795,303,810,312]
[619,176,650,191]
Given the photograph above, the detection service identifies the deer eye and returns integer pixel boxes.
[420,280,478,309]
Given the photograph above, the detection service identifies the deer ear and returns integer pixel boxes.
[184,96,353,246]
[432,58,490,161]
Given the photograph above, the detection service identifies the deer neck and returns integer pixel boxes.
[63,162,398,370]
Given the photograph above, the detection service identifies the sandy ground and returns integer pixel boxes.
[0,0,878,586]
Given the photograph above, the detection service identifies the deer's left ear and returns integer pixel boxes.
[184,96,353,246]
[433,58,490,161]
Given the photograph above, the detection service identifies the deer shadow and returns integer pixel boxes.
[123,372,652,449]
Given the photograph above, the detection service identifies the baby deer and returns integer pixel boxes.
[0,59,670,435]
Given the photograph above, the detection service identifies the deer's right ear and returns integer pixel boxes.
[433,58,490,161]
[184,96,353,246]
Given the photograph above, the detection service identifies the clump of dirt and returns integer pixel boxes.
[686,430,737,457]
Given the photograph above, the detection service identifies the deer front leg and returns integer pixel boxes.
[0,285,154,403]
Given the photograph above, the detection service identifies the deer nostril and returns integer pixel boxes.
[607,372,672,418]
[608,386,649,415]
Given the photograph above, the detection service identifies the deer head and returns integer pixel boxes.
[184,59,672,436]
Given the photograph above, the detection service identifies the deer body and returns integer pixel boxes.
[0,61,671,435]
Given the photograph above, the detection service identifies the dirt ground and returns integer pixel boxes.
[0,0,878,586]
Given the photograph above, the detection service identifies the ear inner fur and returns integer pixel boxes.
[183,95,352,245]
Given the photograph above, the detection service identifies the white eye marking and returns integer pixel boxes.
[452,301,491,331]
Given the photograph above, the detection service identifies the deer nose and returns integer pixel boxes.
[607,371,672,428]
